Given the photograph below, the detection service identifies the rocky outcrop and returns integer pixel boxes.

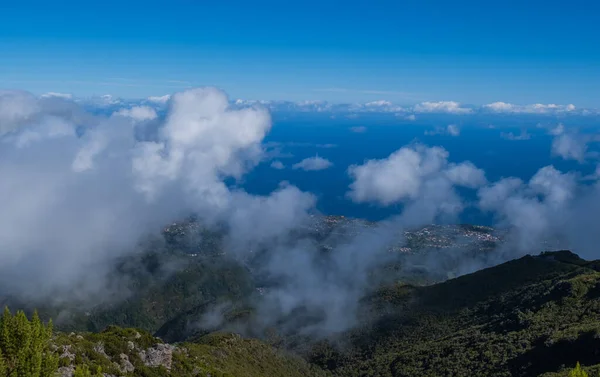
[60,345,76,361]
[127,341,136,351]
[119,353,135,373]
[94,342,110,359]
[139,343,175,370]
[57,365,75,377]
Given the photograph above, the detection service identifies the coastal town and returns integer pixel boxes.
[163,215,506,256]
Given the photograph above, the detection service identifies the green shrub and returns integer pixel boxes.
[0,307,58,377]
[569,362,589,377]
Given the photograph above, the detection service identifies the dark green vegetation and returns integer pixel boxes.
[306,250,600,377]
[81,255,253,334]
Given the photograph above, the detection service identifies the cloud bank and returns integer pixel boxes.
[0,88,314,305]
[72,92,598,117]
[484,102,577,114]
[3,86,600,339]
[414,101,473,114]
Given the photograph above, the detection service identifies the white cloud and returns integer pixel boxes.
[477,165,578,253]
[548,123,565,136]
[348,146,446,205]
[347,144,486,210]
[132,87,271,205]
[551,133,588,162]
[10,117,75,148]
[414,101,472,114]
[225,184,316,253]
[114,106,158,121]
[215,99,594,116]
[446,124,460,136]
[445,161,487,188]
[405,114,416,121]
[483,102,515,112]
[350,126,367,133]
[364,100,392,107]
[31,94,598,117]
[298,100,327,106]
[98,94,121,106]
[0,90,95,141]
[478,177,524,211]
[0,91,40,136]
[0,101,158,300]
[71,131,109,172]
[528,165,576,206]
[74,94,123,109]
[41,92,73,100]
[528,103,576,113]
[483,102,577,114]
[292,156,333,171]
[270,160,285,169]
[147,95,171,104]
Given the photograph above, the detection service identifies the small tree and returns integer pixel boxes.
[0,307,58,377]
[569,362,589,377]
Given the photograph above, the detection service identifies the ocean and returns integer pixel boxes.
[240,113,598,226]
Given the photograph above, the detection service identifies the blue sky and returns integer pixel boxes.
[0,0,598,106]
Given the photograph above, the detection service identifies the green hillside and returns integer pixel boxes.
[0,309,327,377]
[308,250,600,377]
[51,327,327,377]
